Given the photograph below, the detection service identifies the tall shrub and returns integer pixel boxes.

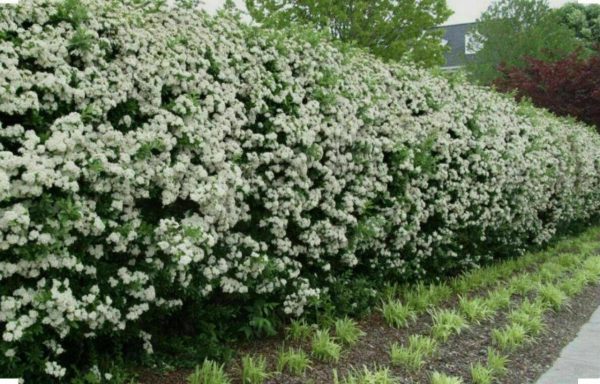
[0,0,599,380]
[466,0,580,84]
[495,50,600,132]
[245,0,452,67]
[555,2,600,49]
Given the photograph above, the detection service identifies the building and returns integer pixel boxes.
[438,22,479,70]
[437,0,587,70]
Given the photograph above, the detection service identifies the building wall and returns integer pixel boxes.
[438,22,477,69]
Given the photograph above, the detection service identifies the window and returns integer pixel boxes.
[465,32,483,55]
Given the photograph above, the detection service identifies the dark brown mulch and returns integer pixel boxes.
[501,283,600,384]
[407,284,600,384]
[137,283,600,384]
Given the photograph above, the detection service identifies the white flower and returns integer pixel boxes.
[44,361,66,378]
[0,0,599,379]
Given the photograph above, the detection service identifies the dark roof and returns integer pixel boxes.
[436,22,477,68]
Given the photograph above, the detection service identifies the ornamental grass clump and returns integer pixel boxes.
[1,0,600,380]
[404,282,452,312]
[492,324,528,351]
[334,366,398,384]
[381,300,417,328]
[389,342,425,371]
[458,296,494,323]
[188,360,231,384]
[334,317,365,345]
[470,362,494,384]
[430,372,464,384]
[311,330,342,362]
[287,319,313,341]
[389,334,438,371]
[537,284,568,311]
[241,355,269,384]
[276,347,310,376]
[486,348,508,377]
[430,309,468,341]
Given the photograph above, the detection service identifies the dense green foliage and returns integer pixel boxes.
[244,0,452,67]
[556,2,600,49]
[467,0,580,84]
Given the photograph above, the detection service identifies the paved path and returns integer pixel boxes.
[536,306,600,384]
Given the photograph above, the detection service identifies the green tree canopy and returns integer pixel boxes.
[244,0,452,68]
[555,2,600,48]
[467,0,580,84]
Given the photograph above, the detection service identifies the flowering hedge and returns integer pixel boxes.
[1,0,600,380]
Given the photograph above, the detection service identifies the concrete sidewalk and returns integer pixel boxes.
[536,306,600,384]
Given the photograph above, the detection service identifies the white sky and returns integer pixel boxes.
[199,0,600,25]
[200,0,244,14]
[445,0,583,25]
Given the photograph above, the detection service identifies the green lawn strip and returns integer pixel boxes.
[381,254,546,330]
[396,227,600,321]
[390,231,600,378]
[384,255,567,372]
[482,252,600,381]
[426,250,600,383]
[466,225,600,291]
[387,228,595,324]
[341,235,598,383]
[187,228,600,384]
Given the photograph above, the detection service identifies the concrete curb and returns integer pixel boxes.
[536,306,600,384]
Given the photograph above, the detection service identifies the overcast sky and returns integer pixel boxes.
[445,0,577,24]
[199,0,599,25]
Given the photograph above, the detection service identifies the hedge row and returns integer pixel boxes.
[1,0,599,380]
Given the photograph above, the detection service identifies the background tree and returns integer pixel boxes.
[555,2,600,49]
[466,0,580,84]
[244,0,452,68]
[495,49,600,133]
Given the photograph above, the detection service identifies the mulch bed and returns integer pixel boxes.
[138,282,600,384]
[501,283,600,384]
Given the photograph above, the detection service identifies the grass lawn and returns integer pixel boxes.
[140,226,600,384]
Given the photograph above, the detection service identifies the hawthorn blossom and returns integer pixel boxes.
[0,0,599,379]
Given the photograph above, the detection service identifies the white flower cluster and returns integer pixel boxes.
[1,0,599,379]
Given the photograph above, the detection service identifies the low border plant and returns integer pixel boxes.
[333,366,398,384]
[430,371,464,384]
[486,348,508,377]
[381,300,417,329]
[430,309,468,341]
[187,360,231,384]
[276,348,310,376]
[335,317,365,346]
[311,330,342,362]
[241,355,269,384]
[492,323,528,351]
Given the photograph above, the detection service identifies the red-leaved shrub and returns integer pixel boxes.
[495,50,600,133]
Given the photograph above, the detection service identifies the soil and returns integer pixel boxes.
[501,284,600,384]
[137,282,600,384]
